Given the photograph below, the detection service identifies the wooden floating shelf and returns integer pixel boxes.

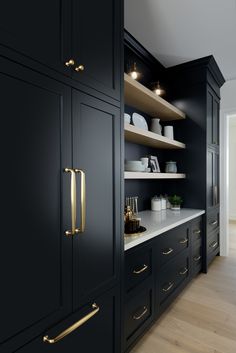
[124,73,186,121]
[124,123,186,149]
[124,172,186,180]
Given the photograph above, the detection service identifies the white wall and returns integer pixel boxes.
[229,120,236,220]
[221,79,236,111]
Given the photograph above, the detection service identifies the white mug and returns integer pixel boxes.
[164,126,174,140]
[140,157,149,168]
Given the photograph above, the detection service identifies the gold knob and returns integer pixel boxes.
[65,59,75,67]
[75,64,85,72]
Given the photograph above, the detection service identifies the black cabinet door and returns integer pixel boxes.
[207,86,220,146]
[16,289,120,353]
[71,0,121,101]
[72,90,121,309]
[0,58,72,352]
[0,0,70,75]
[207,148,219,209]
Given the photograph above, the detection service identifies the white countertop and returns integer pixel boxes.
[124,208,205,251]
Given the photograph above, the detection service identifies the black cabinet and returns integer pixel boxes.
[0,25,121,353]
[0,0,121,101]
[207,147,219,208]
[124,217,203,352]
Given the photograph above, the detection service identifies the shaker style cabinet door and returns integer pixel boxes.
[0,0,70,75]
[207,148,219,209]
[72,90,121,309]
[71,0,121,101]
[207,86,220,147]
[0,58,72,353]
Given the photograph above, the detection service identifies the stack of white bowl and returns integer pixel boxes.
[125,160,146,172]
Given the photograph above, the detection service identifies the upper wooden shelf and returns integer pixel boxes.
[124,172,186,180]
[124,73,186,121]
[124,123,186,149]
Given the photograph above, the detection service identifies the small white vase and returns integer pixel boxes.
[150,118,162,135]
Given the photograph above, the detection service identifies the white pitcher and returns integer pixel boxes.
[150,118,162,135]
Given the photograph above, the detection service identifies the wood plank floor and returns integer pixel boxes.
[131,222,236,353]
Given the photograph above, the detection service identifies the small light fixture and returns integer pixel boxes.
[128,62,140,80]
[152,81,165,96]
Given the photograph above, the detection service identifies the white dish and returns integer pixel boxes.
[125,164,146,172]
[124,113,131,124]
[132,112,148,131]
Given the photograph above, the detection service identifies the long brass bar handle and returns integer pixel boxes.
[43,303,99,344]
[74,169,86,233]
[133,264,148,274]
[133,306,148,320]
[64,168,77,236]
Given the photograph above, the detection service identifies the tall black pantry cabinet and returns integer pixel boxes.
[0,1,123,352]
[166,56,225,272]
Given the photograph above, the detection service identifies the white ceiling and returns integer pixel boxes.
[125,0,236,81]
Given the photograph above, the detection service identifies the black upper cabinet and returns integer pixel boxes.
[0,0,70,76]
[71,0,121,100]
[0,0,121,101]
[0,57,72,352]
[72,90,121,309]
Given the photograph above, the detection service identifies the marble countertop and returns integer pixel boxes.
[124,208,205,251]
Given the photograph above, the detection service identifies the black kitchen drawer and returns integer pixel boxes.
[125,244,152,292]
[192,246,202,276]
[191,217,202,246]
[207,230,220,265]
[207,208,219,233]
[159,250,190,304]
[158,224,190,266]
[124,284,154,348]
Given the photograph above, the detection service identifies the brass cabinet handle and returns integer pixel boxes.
[210,220,218,226]
[65,59,75,67]
[179,267,188,275]
[74,169,86,233]
[210,241,218,248]
[133,306,148,320]
[179,238,188,244]
[43,303,99,344]
[64,168,86,236]
[75,64,85,72]
[162,282,174,292]
[193,255,201,262]
[193,229,201,234]
[133,264,148,275]
[162,248,173,255]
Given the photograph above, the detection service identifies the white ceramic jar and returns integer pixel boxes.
[165,161,177,173]
[151,196,162,211]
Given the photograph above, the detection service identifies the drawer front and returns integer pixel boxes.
[125,246,152,292]
[192,246,202,276]
[207,208,219,233]
[159,224,190,266]
[207,230,220,259]
[159,252,189,304]
[191,217,202,245]
[124,286,153,343]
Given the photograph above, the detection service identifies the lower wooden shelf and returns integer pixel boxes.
[124,172,186,179]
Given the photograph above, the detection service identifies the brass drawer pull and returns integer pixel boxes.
[133,306,148,320]
[162,248,173,255]
[162,282,174,292]
[43,303,99,344]
[179,238,188,244]
[210,220,218,226]
[194,230,201,234]
[193,255,201,262]
[179,267,188,275]
[133,264,148,275]
[64,168,86,236]
[210,241,218,248]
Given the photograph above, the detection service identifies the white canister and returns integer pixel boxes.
[165,161,177,173]
[150,118,162,135]
[151,196,162,211]
[164,125,174,140]
[140,157,149,168]
[161,196,167,210]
